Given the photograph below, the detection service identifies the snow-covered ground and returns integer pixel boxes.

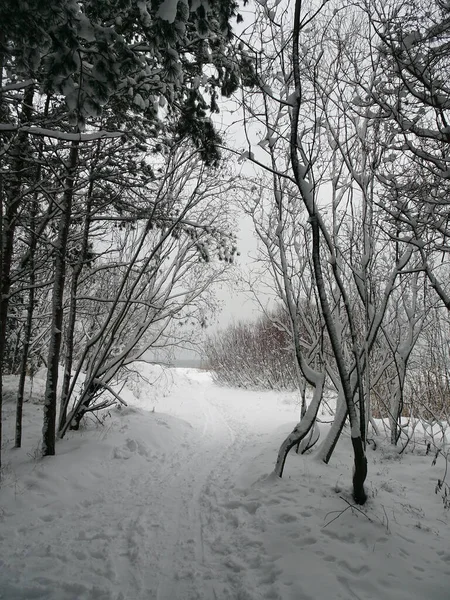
[1,364,449,600]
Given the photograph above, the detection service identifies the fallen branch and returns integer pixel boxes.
[323,496,375,529]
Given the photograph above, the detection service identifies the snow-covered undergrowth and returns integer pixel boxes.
[1,364,449,599]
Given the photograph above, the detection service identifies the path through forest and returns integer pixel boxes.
[1,366,449,600]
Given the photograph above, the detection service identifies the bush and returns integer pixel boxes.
[204,308,298,390]
[404,368,450,421]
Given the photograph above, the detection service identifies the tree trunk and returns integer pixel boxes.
[58,264,80,431]
[0,35,4,476]
[390,386,404,446]
[310,215,368,504]
[15,101,50,448]
[0,80,34,468]
[42,141,79,457]
[317,389,348,464]
[296,377,308,453]
[352,436,368,505]
[59,160,95,431]
[275,371,325,477]
[15,198,37,447]
[0,85,34,359]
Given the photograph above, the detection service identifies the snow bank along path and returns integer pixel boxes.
[1,365,450,600]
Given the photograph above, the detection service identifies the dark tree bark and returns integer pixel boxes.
[15,197,37,448]
[0,33,4,476]
[351,436,368,505]
[0,85,34,366]
[288,0,367,504]
[0,80,34,467]
[58,144,98,432]
[42,140,79,457]
[15,98,50,447]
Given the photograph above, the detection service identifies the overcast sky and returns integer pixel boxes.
[207,92,277,330]
[174,17,279,361]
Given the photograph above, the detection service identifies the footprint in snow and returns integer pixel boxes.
[112,438,150,460]
[276,512,297,523]
[39,513,55,523]
[436,550,450,562]
[258,564,283,585]
[338,559,370,576]
[323,554,336,562]
[73,549,87,560]
[301,536,318,546]
[222,500,261,515]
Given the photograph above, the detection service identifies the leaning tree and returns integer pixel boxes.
[0,0,250,465]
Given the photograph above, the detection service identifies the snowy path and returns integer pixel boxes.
[1,368,286,600]
[1,366,450,600]
[146,372,282,600]
[152,386,239,600]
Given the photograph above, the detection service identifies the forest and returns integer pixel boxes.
[1,0,450,513]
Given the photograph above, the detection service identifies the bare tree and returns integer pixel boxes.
[59,145,237,437]
[0,0,250,467]
[360,0,450,310]
[231,0,435,503]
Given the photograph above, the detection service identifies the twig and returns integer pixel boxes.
[381,504,390,534]
[323,496,377,529]
[340,496,375,523]
[323,502,354,528]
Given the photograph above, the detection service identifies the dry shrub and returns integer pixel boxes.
[404,368,450,421]
[204,309,297,390]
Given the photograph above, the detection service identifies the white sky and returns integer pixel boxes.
[173,4,278,357]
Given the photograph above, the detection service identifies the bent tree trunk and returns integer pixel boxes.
[275,370,325,477]
[68,380,101,431]
[317,389,348,464]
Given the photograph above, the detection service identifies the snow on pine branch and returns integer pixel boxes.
[0,79,35,93]
[0,125,123,142]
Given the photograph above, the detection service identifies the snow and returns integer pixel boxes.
[238,150,255,163]
[0,125,123,141]
[1,364,449,599]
